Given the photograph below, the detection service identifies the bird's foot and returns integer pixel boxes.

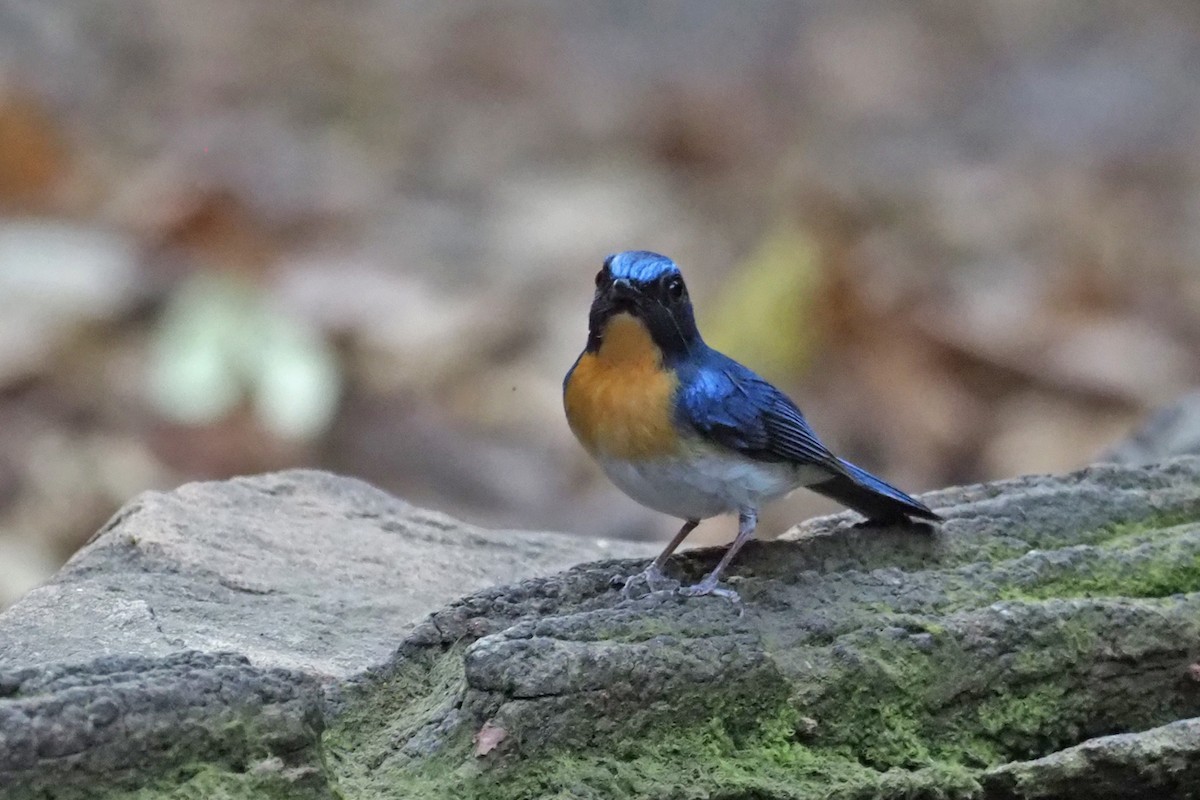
[612,564,679,599]
[677,577,741,604]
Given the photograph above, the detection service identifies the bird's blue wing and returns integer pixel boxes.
[676,351,842,470]
[675,349,941,522]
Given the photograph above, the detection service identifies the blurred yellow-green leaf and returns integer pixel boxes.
[148,274,341,440]
[703,224,823,381]
[250,308,341,441]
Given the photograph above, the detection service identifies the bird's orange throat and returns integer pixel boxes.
[564,313,680,459]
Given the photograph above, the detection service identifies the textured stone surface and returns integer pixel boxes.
[0,470,654,798]
[3,461,1200,798]
[982,717,1200,800]
[0,470,654,678]
[329,457,1200,799]
[0,652,327,799]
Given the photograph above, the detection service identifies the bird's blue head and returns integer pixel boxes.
[606,250,679,284]
[586,250,702,362]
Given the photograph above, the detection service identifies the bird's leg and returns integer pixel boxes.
[678,508,757,602]
[616,519,699,597]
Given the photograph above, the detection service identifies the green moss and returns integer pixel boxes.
[1090,510,1200,546]
[973,686,1074,761]
[101,762,332,800]
[320,637,981,799]
[487,713,978,800]
[1016,554,1200,599]
[796,644,958,769]
[1001,540,1200,601]
[785,610,1127,773]
[329,700,979,800]
[1008,619,1098,677]
[324,645,470,795]
[972,509,1200,567]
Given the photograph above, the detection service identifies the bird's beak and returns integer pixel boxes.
[607,277,641,304]
[610,277,636,297]
[591,277,644,326]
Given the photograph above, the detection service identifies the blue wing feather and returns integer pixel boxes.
[675,348,941,521]
[676,349,841,471]
[836,458,920,506]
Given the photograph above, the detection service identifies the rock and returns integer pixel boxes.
[325,457,1200,799]
[1099,391,1200,466]
[0,470,654,798]
[0,652,327,800]
[982,717,1200,800]
[0,469,653,678]
[3,460,1200,798]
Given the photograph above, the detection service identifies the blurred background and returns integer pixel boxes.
[1,1,1199,609]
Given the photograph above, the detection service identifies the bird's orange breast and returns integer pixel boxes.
[564,313,680,460]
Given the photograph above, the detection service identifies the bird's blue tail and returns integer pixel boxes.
[810,459,941,523]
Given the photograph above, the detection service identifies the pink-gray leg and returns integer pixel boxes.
[617,518,699,597]
[678,507,757,602]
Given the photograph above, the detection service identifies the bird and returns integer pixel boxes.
[562,250,941,601]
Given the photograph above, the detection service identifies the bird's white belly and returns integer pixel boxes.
[595,448,830,520]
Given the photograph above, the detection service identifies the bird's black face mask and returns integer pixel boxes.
[587,265,700,363]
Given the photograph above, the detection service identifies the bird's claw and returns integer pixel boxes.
[676,580,741,604]
[612,565,679,599]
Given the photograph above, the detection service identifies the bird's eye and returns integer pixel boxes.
[665,275,685,301]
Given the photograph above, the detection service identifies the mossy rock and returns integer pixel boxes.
[4,460,1200,799]
[325,458,1200,799]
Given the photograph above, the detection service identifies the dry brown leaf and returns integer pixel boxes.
[0,94,68,207]
[473,720,508,757]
